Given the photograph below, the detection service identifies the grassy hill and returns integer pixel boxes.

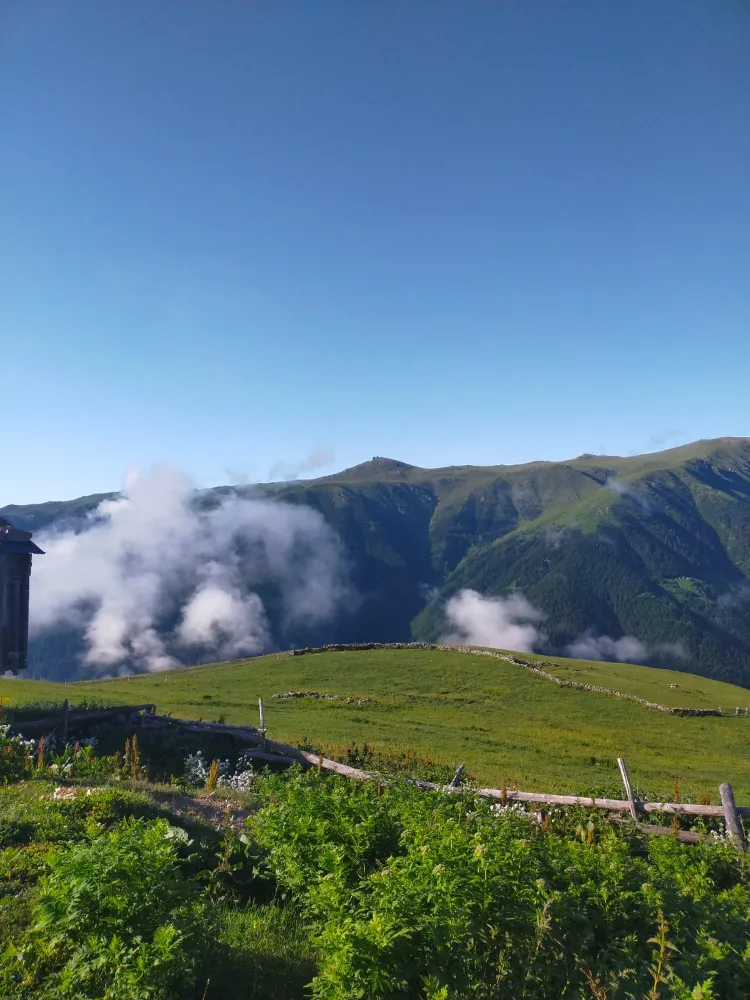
[3,647,750,801]
[4,437,750,684]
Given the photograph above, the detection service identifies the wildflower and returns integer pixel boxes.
[183,752,208,785]
[51,786,93,801]
[52,786,76,800]
[217,765,256,793]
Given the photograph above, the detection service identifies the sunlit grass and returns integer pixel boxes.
[3,648,750,800]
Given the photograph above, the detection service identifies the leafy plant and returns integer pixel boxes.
[252,770,408,912]
[0,726,34,785]
[2,818,206,999]
[250,772,750,999]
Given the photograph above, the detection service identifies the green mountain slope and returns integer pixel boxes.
[273,438,750,684]
[413,441,750,682]
[3,438,749,685]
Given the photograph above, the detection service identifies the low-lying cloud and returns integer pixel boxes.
[717,582,750,610]
[438,588,688,666]
[605,477,653,512]
[566,633,649,663]
[565,633,687,664]
[440,589,546,653]
[30,464,348,674]
[543,525,576,546]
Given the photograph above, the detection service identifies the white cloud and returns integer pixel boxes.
[605,477,653,512]
[565,633,687,664]
[177,577,269,659]
[30,464,348,674]
[543,525,576,545]
[440,589,545,653]
[566,633,649,663]
[717,582,750,610]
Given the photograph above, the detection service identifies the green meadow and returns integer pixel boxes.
[3,648,749,801]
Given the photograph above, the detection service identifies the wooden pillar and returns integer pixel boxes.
[719,783,746,850]
[258,697,266,750]
[61,698,70,743]
[449,764,465,788]
[617,757,639,821]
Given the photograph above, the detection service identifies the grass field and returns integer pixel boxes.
[3,648,750,801]
[520,650,750,708]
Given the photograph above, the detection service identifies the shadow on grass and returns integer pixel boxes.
[200,901,317,1000]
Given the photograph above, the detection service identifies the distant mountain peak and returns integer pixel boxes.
[327,457,417,480]
[370,456,414,469]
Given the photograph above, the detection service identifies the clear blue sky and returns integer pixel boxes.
[2,0,748,505]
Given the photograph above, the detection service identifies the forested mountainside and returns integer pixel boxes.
[4,438,749,686]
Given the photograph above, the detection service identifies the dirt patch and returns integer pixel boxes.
[146,789,253,833]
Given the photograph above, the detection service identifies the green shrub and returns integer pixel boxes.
[0,726,33,785]
[317,816,750,998]
[251,773,750,1000]
[4,699,112,723]
[1,818,206,1000]
[45,742,119,782]
[74,785,163,828]
[252,770,408,910]
[0,784,161,848]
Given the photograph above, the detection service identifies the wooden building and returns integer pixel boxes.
[0,518,44,674]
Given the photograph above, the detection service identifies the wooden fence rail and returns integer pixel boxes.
[138,708,748,848]
[8,703,156,735]
[7,700,747,849]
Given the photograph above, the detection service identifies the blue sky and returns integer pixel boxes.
[2,0,748,505]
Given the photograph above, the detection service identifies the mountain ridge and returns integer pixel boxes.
[3,437,749,685]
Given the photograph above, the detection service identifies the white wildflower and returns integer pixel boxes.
[218,764,256,793]
[183,752,209,785]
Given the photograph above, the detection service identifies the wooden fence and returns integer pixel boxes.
[142,705,748,849]
[9,698,748,850]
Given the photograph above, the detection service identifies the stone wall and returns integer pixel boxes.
[277,642,724,717]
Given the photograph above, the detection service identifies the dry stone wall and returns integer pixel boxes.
[278,642,723,717]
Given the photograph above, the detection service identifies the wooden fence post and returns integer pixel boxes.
[449,764,465,788]
[258,698,266,750]
[617,758,639,821]
[61,699,70,744]
[719,784,746,850]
